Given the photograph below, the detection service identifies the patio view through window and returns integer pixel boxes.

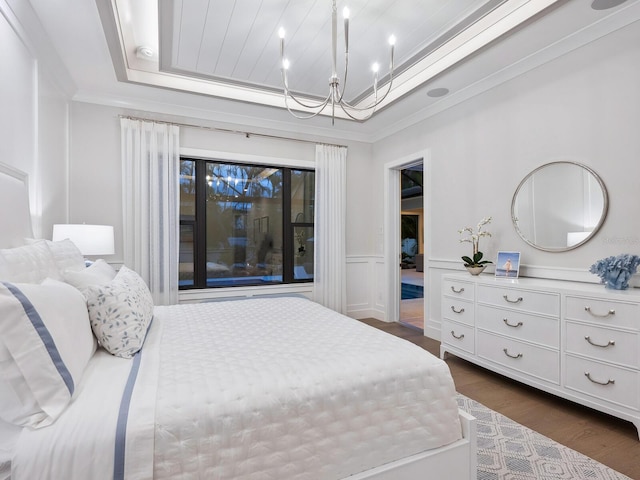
[179,158,315,288]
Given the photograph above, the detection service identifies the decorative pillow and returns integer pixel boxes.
[84,266,154,359]
[63,259,117,291]
[0,278,96,428]
[25,238,85,274]
[0,241,61,283]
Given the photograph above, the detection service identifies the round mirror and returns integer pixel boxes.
[511,161,608,252]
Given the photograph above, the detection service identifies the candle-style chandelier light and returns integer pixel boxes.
[278,0,396,124]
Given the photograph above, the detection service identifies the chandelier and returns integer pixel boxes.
[278,0,396,124]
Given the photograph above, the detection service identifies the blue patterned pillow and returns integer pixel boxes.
[84,266,154,358]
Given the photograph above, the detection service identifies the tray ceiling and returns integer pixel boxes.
[103,0,565,121]
[23,0,640,134]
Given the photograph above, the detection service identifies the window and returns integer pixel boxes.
[179,158,315,289]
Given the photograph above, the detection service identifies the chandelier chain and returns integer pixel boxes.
[279,0,395,124]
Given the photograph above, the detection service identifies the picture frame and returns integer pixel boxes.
[254,216,270,242]
[253,218,260,241]
[260,216,269,234]
[495,251,521,278]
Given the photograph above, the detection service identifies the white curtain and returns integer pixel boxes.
[121,118,180,305]
[314,144,347,313]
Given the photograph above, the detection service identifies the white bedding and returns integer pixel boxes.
[10,297,462,480]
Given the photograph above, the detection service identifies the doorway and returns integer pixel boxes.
[383,149,429,331]
[399,166,424,330]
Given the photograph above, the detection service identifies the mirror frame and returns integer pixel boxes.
[511,161,609,252]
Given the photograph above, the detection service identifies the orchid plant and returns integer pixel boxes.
[459,217,493,267]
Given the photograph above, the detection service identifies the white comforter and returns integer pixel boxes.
[10,297,462,480]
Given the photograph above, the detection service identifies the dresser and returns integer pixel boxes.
[441,273,640,438]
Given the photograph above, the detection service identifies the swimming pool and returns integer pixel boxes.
[401,282,424,299]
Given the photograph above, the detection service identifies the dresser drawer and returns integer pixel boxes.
[477,304,559,348]
[442,278,475,301]
[565,296,638,330]
[442,298,474,326]
[565,355,638,410]
[477,285,559,316]
[442,319,474,354]
[477,331,559,384]
[565,321,638,368]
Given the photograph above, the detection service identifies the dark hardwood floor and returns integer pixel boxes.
[360,318,640,480]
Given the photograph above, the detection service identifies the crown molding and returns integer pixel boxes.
[0,0,76,98]
[372,1,640,143]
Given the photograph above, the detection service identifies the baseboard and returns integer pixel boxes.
[348,307,385,321]
[349,257,640,335]
[424,319,441,341]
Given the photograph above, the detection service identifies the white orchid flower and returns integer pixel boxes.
[458,217,493,265]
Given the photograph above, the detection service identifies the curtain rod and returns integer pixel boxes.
[118,115,347,148]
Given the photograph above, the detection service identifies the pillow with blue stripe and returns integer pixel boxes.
[0,278,96,428]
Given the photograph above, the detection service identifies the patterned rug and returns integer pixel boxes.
[456,394,632,480]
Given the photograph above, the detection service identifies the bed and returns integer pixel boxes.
[0,163,476,480]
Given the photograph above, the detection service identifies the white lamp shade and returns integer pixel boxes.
[52,224,115,256]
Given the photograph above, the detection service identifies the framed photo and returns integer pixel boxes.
[495,251,521,278]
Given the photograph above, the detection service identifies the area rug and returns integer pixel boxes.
[456,394,632,480]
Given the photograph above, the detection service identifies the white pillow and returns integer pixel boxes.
[25,238,85,274]
[84,266,154,359]
[0,278,96,428]
[0,241,61,283]
[63,259,117,290]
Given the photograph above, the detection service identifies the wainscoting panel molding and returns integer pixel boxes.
[346,255,385,320]
[347,256,636,340]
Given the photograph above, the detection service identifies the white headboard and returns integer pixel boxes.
[0,163,34,248]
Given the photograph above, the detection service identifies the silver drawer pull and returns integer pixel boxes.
[450,306,465,314]
[503,318,523,328]
[503,348,523,359]
[451,286,465,294]
[585,336,615,348]
[584,306,615,318]
[584,372,615,386]
[451,331,465,340]
[503,295,523,304]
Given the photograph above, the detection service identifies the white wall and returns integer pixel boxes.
[67,102,378,310]
[372,20,640,336]
[38,71,70,238]
[0,2,70,238]
[4,0,638,329]
[69,103,375,252]
[18,3,637,326]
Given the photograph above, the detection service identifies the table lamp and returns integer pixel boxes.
[52,224,115,256]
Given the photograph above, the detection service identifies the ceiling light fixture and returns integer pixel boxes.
[427,87,450,98]
[591,0,627,10]
[135,46,154,59]
[278,0,395,124]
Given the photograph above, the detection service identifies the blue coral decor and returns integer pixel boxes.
[589,254,640,290]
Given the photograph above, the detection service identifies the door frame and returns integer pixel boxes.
[383,149,431,325]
